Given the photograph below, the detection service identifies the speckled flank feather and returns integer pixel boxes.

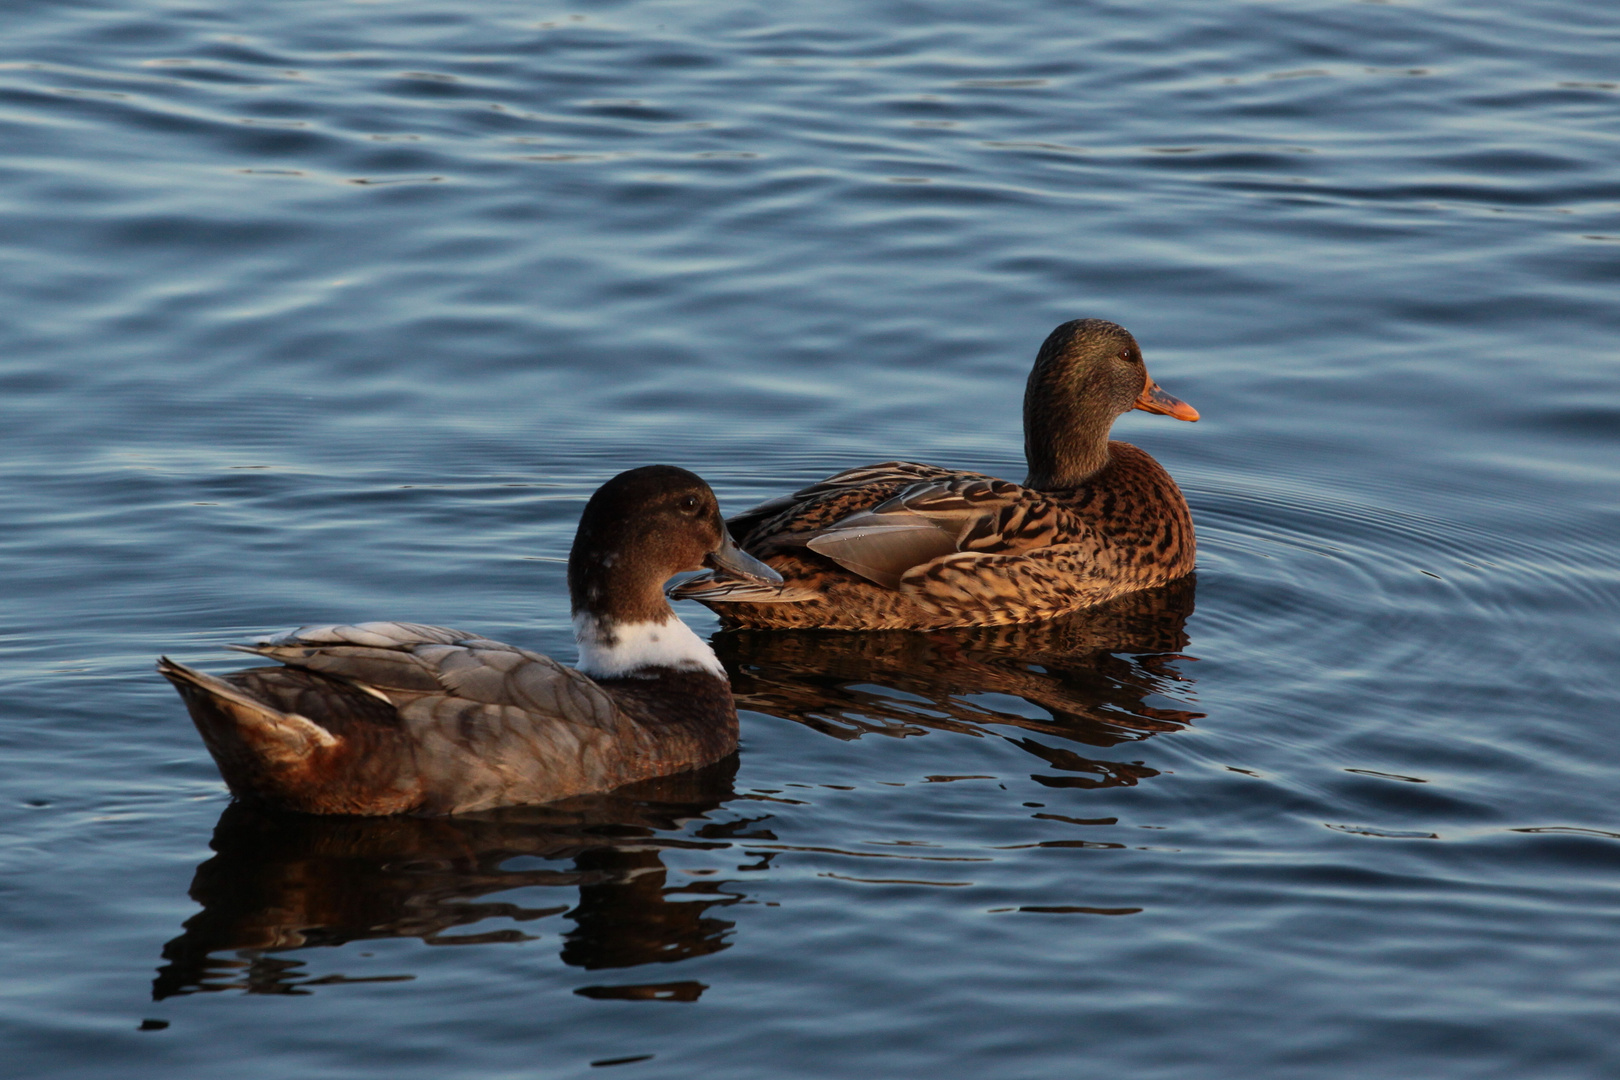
[159,466,774,816]
[671,320,1199,630]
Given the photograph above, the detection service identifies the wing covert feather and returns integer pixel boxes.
[788,474,1091,587]
[236,621,621,731]
[727,462,974,546]
[805,523,962,589]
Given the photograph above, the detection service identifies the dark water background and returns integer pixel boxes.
[2,0,1618,1076]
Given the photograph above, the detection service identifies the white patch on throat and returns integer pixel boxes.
[572,612,725,679]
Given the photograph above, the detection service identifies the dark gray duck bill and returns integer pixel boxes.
[707,532,783,585]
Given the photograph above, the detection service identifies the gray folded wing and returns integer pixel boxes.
[240,621,615,721]
[237,621,632,812]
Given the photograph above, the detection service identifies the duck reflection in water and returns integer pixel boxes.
[713,576,1202,791]
[154,758,750,1002]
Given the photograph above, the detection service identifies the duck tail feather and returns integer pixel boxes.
[157,657,339,776]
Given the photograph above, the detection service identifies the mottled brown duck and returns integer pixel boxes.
[158,465,781,816]
[672,319,1198,629]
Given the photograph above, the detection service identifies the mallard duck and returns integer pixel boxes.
[158,465,781,816]
[672,319,1198,629]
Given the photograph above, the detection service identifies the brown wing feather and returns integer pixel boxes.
[805,523,963,589]
[728,462,973,550]
[793,475,1090,587]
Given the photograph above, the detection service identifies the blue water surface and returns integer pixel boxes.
[2,0,1618,1077]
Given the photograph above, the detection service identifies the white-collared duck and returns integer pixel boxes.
[159,465,780,816]
[672,320,1199,629]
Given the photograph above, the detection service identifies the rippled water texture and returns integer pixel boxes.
[2,0,1618,1076]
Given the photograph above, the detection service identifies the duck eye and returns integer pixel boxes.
[679,495,699,513]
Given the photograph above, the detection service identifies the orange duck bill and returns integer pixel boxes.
[1133,377,1199,422]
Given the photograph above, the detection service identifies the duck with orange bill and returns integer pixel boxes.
[673,320,1200,629]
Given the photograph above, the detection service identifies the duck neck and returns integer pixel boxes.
[572,609,725,680]
[1022,370,1116,490]
[568,543,723,680]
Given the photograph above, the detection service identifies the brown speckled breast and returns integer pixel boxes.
[1052,441,1195,584]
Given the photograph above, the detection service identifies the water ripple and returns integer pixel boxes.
[2,0,1618,1077]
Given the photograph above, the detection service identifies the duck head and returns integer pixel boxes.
[569,465,780,678]
[1023,319,1198,489]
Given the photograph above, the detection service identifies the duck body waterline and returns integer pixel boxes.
[673,320,1199,630]
[159,466,781,816]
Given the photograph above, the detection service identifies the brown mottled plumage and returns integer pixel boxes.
[158,466,781,816]
[672,319,1200,629]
